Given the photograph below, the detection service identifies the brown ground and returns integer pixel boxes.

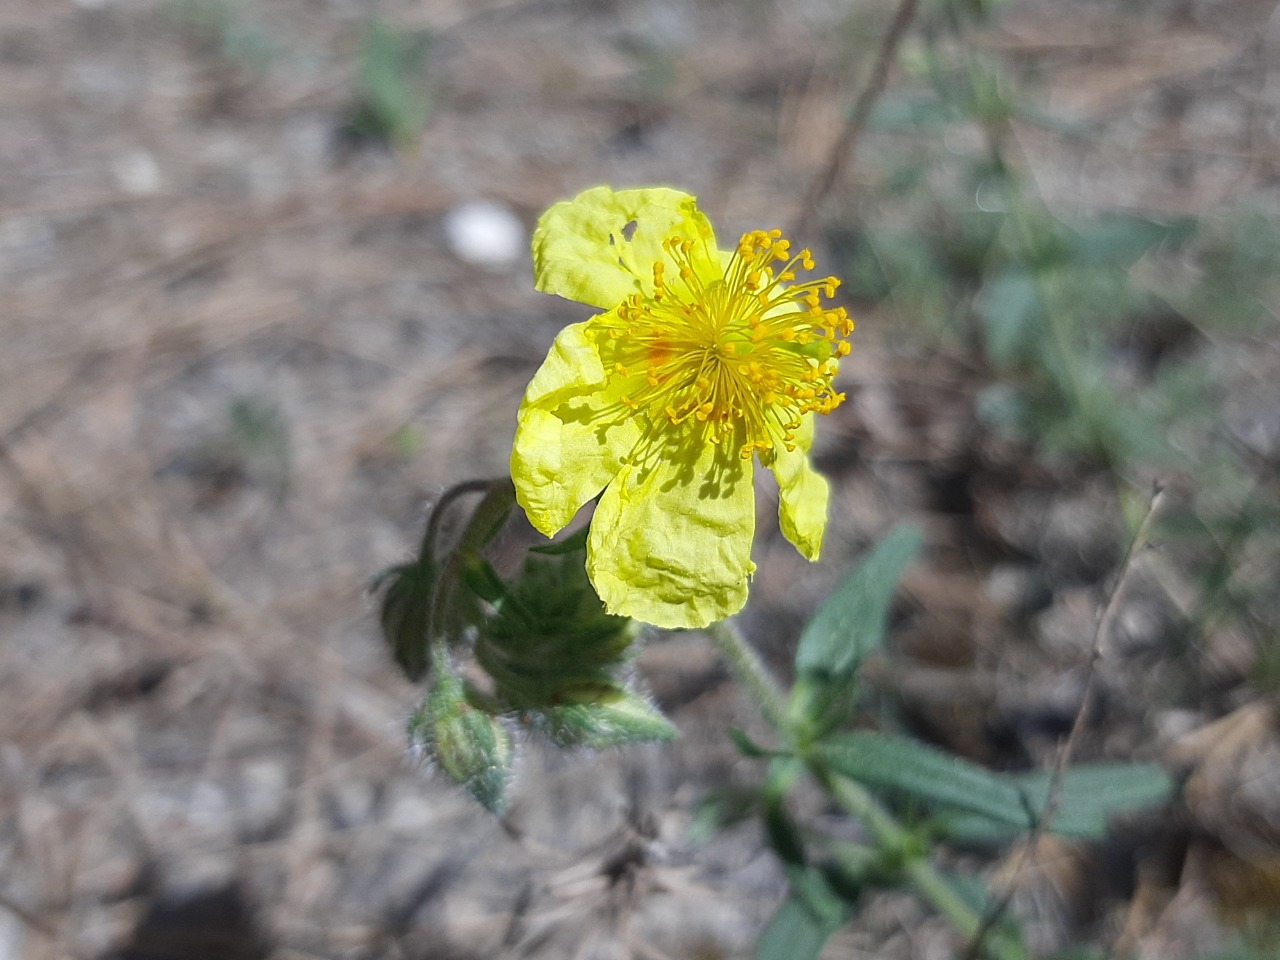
[1,1,1278,958]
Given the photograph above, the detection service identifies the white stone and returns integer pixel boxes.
[443,201,525,269]
[113,150,162,196]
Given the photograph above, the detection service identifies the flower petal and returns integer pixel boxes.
[532,186,719,310]
[587,442,756,628]
[511,320,641,537]
[767,414,828,561]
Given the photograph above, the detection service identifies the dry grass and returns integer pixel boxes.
[1,0,1277,957]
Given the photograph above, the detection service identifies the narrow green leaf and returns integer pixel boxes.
[869,93,956,131]
[821,731,1031,828]
[1036,763,1174,836]
[982,270,1040,367]
[727,726,776,759]
[755,868,845,960]
[939,763,1175,843]
[794,526,922,680]
[764,794,807,867]
[829,739,1164,891]
[1068,214,1197,269]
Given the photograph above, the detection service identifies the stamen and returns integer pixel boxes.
[597,229,851,460]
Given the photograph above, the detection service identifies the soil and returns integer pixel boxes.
[1,1,1277,958]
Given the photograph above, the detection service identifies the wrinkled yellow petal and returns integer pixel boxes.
[532,186,719,310]
[511,320,640,537]
[767,414,828,561]
[587,443,756,629]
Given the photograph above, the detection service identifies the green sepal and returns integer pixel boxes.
[528,524,590,556]
[474,544,641,709]
[375,558,438,682]
[532,686,676,748]
[409,655,513,813]
[375,478,516,682]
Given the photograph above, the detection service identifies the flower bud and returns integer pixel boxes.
[409,660,512,813]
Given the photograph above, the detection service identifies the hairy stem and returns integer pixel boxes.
[705,619,787,731]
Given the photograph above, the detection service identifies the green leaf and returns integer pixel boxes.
[982,270,1040,367]
[824,732,1175,842]
[820,731,1030,829]
[764,793,807,867]
[755,868,845,960]
[1067,214,1197,269]
[794,526,923,680]
[348,19,432,147]
[939,763,1175,843]
[869,93,956,131]
[728,726,777,758]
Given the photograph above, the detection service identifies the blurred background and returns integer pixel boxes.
[1,0,1278,957]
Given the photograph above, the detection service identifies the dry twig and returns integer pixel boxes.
[793,0,920,238]
[962,482,1167,959]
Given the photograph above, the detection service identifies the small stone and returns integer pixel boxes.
[443,201,525,269]
[113,151,162,197]
[236,760,292,841]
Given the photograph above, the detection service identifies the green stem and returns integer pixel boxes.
[418,478,496,560]
[815,765,1026,960]
[705,620,1026,960]
[704,619,787,731]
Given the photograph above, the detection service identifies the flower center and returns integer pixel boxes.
[594,229,852,461]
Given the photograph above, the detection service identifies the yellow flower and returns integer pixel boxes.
[511,186,853,629]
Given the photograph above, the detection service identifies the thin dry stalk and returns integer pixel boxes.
[962,482,1167,959]
[793,0,920,238]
